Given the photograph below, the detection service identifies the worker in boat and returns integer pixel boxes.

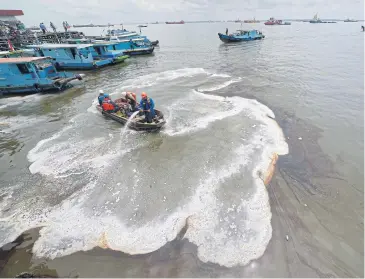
[226,28,228,35]
[121,92,138,111]
[50,22,57,33]
[102,94,119,113]
[139,92,155,123]
[39,23,47,34]
[98,90,105,106]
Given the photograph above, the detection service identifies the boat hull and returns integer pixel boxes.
[55,59,113,70]
[112,55,129,64]
[218,33,264,43]
[122,47,154,56]
[0,75,83,95]
[97,105,166,131]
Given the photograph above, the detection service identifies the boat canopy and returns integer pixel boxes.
[27,44,94,49]
[109,37,145,43]
[92,41,117,46]
[0,57,53,64]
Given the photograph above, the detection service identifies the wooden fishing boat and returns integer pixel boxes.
[97,98,166,131]
[218,29,265,42]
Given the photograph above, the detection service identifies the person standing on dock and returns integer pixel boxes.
[50,22,57,32]
[226,28,228,35]
[39,22,47,34]
[63,21,68,32]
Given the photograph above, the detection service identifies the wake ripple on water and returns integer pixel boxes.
[0,68,288,268]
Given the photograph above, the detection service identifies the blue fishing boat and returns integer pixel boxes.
[28,44,114,70]
[104,28,159,46]
[81,42,129,63]
[107,29,139,39]
[107,37,154,55]
[218,29,265,42]
[0,57,83,95]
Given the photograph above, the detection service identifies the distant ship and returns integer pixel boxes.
[166,20,184,24]
[309,14,337,23]
[344,18,358,22]
[264,17,291,25]
[243,18,260,23]
[309,13,322,23]
[234,19,242,23]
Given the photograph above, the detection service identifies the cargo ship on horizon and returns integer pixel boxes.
[165,20,185,24]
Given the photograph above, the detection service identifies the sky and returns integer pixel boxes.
[1,0,364,26]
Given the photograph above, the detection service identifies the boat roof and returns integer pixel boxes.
[27,43,93,49]
[0,49,34,55]
[92,41,116,46]
[0,57,52,64]
[110,37,145,42]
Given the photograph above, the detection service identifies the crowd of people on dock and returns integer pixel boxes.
[98,91,156,123]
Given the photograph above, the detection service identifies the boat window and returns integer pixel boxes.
[70,48,77,59]
[94,47,102,55]
[113,45,116,50]
[16,63,31,74]
[35,59,53,70]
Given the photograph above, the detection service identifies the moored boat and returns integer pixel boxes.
[106,37,154,55]
[97,98,166,131]
[28,44,115,70]
[0,57,83,95]
[218,29,265,42]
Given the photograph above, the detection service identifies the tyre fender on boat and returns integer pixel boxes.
[53,81,62,90]
[34,83,41,92]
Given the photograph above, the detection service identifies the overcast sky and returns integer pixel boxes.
[2,0,363,25]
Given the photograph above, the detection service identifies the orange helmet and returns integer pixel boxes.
[141,92,147,98]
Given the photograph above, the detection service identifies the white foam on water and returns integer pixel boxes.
[197,77,242,92]
[210,73,231,78]
[0,115,48,134]
[0,94,45,110]
[87,98,99,114]
[87,68,211,112]
[1,70,289,268]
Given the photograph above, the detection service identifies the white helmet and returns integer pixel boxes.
[99,89,104,94]
[121,91,127,98]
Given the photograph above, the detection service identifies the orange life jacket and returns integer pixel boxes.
[102,101,114,111]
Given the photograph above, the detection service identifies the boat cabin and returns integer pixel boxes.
[89,41,125,59]
[0,57,78,94]
[27,44,113,70]
[235,30,263,37]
